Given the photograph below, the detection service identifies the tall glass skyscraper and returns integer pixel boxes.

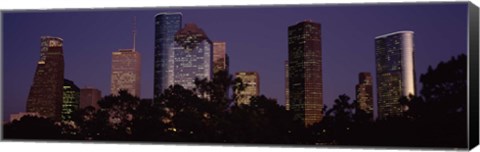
[26,36,65,120]
[62,79,80,121]
[154,12,183,99]
[288,21,323,126]
[375,31,416,119]
[171,23,213,90]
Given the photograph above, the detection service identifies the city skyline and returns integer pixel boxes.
[3,3,468,121]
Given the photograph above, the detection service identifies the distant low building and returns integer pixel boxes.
[80,87,102,109]
[62,79,80,121]
[355,72,374,118]
[235,71,260,105]
[10,112,42,122]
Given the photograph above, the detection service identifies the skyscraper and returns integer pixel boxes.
[285,60,290,111]
[375,31,416,119]
[80,87,102,109]
[235,72,260,105]
[154,12,183,99]
[111,19,141,97]
[26,36,65,120]
[213,42,227,74]
[288,21,323,126]
[355,72,374,117]
[171,23,213,90]
[111,49,141,96]
[62,79,80,121]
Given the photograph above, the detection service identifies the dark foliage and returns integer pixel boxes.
[2,55,468,148]
[4,115,62,140]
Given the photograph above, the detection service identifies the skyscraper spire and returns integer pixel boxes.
[132,16,137,51]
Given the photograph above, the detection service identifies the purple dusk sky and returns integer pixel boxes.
[2,3,468,121]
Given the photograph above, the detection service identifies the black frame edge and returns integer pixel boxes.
[468,1,479,150]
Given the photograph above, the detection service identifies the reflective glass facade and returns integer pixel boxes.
[62,79,80,121]
[288,21,323,126]
[375,31,416,119]
[171,23,213,90]
[154,12,183,99]
[26,36,65,120]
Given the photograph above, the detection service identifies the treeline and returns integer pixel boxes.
[3,54,467,148]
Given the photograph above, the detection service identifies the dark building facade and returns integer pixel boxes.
[26,36,65,120]
[62,79,80,121]
[287,21,323,126]
[375,31,416,119]
[80,87,102,109]
[154,12,183,100]
[285,60,290,111]
[355,72,374,118]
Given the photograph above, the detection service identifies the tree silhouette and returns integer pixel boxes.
[3,115,62,140]
[3,54,467,147]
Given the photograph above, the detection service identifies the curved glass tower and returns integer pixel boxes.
[154,12,183,99]
[375,31,416,119]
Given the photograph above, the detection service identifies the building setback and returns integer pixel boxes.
[62,79,80,121]
[171,23,213,90]
[26,36,65,120]
[235,72,260,105]
[154,12,183,99]
[375,31,416,119]
[287,21,323,126]
[80,87,102,109]
[111,49,141,97]
[355,72,374,118]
